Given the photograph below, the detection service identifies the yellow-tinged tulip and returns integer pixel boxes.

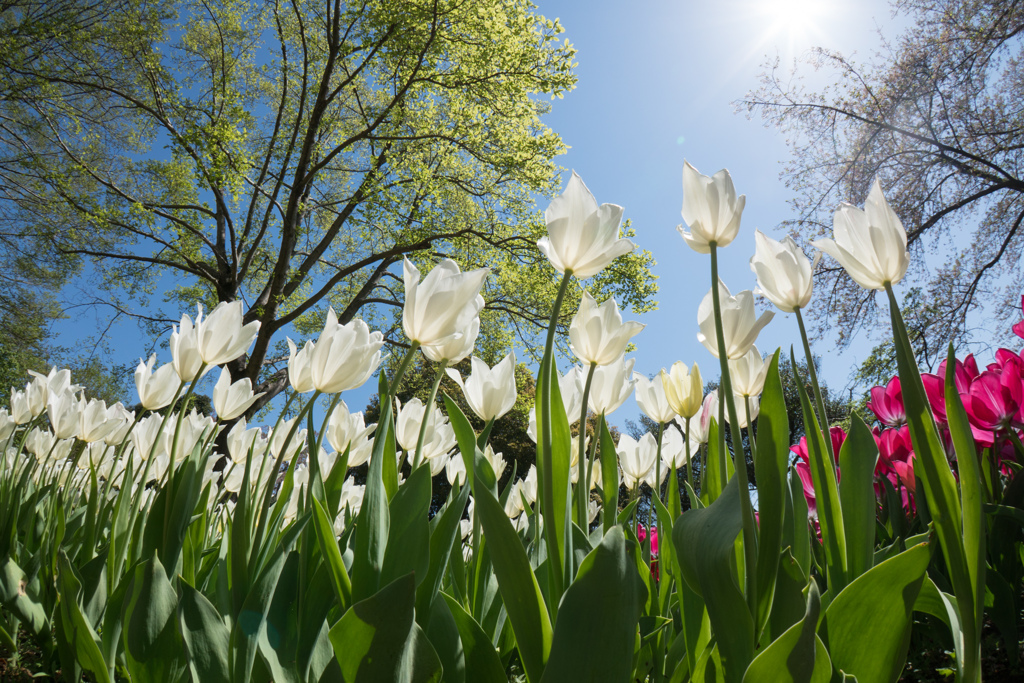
[309,308,384,394]
[662,361,703,418]
[135,354,179,411]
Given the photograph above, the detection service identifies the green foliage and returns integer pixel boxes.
[0,0,657,415]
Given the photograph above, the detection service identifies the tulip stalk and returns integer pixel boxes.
[576,362,597,524]
[709,243,758,620]
[539,270,574,602]
[794,307,835,461]
[412,359,448,471]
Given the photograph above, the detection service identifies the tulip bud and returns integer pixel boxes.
[170,309,207,382]
[569,292,644,366]
[287,338,316,393]
[326,401,376,468]
[677,160,745,253]
[538,171,635,279]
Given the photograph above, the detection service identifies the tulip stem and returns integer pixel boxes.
[539,270,574,604]
[709,243,758,623]
[585,412,604,528]
[576,362,597,524]
[684,417,694,497]
[744,395,757,463]
[389,341,422,405]
[413,359,448,471]
[794,307,834,462]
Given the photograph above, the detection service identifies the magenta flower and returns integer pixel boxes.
[875,425,914,475]
[790,426,846,464]
[868,376,906,427]
[964,360,1024,432]
[1013,295,1024,340]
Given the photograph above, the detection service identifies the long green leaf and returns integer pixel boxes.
[742,579,830,683]
[351,371,393,602]
[56,553,112,683]
[790,349,847,591]
[673,477,754,683]
[312,497,352,611]
[328,573,442,683]
[753,350,789,636]
[179,579,231,683]
[825,541,931,683]
[540,528,646,683]
[472,461,552,682]
[838,413,879,582]
[381,464,431,587]
[442,593,508,683]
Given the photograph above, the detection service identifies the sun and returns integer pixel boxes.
[759,0,830,48]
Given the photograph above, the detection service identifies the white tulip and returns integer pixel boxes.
[634,373,676,424]
[750,230,817,312]
[309,308,384,394]
[402,258,488,355]
[445,352,518,422]
[696,281,774,360]
[811,179,909,290]
[588,356,637,416]
[569,292,644,366]
[213,367,264,421]
[538,171,635,279]
[677,160,745,253]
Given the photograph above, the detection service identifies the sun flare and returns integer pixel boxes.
[760,0,830,47]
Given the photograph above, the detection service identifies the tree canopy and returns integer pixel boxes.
[0,0,657,410]
[744,0,1024,355]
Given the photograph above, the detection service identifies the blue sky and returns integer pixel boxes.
[50,0,908,429]
[532,0,906,427]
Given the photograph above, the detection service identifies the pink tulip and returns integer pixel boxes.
[867,376,906,427]
[1013,295,1024,340]
[790,426,846,464]
[964,360,1024,432]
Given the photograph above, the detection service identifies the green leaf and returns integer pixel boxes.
[753,350,789,636]
[56,553,112,683]
[600,418,620,534]
[312,497,353,611]
[943,343,986,646]
[328,573,442,683]
[417,480,471,623]
[790,348,847,591]
[121,553,186,682]
[230,516,308,683]
[825,541,931,683]
[472,461,552,682]
[442,593,508,683]
[540,527,646,683]
[673,477,754,683]
[743,578,830,683]
[838,413,879,582]
[179,579,231,683]
[381,464,431,587]
[352,372,394,602]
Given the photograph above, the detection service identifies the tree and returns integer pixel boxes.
[744,0,1024,354]
[0,0,656,414]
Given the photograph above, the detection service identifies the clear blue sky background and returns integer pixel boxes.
[529,0,904,428]
[51,0,908,429]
